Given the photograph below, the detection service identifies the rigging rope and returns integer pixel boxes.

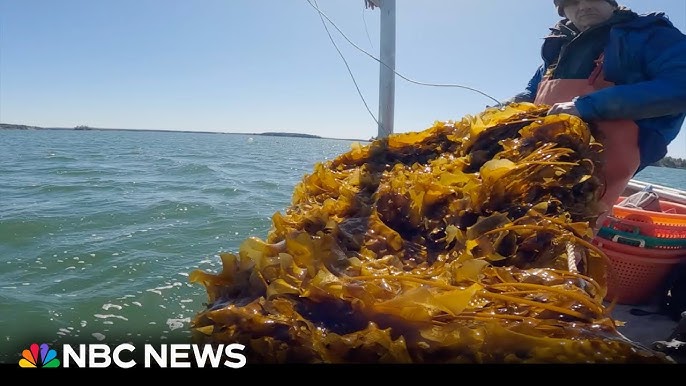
[306,0,503,130]
[311,0,381,128]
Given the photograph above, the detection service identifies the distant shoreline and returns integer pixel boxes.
[2,124,683,168]
[0,123,369,143]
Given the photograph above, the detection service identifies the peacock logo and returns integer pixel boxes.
[19,343,61,368]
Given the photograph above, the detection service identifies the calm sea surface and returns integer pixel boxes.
[1,129,685,363]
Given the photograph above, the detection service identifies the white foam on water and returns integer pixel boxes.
[94,314,129,321]
[166,317,190,331]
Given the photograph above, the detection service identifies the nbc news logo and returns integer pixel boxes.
[19,343,60,368]
[16,342,246,368]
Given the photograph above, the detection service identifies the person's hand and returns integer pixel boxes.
[547,101,580,117]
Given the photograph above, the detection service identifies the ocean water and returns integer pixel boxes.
[1,128,685,364]
[0,129,357,363]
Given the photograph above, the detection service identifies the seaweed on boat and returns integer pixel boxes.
[189,103,673,363]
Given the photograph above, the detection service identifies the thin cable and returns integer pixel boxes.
[362,7,375,52]
[311,0,381,127]
[306,0,502,107]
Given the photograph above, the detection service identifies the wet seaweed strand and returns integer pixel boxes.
[189,103,673,364]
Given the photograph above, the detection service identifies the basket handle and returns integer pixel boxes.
[611,234,646,248]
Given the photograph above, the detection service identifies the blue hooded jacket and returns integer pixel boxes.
[513,11,686,171]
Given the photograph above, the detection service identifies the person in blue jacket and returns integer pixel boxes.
[508,0,686,228]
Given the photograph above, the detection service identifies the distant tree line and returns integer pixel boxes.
[652,156,686,169]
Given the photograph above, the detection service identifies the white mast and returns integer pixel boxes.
[367,0,396,139]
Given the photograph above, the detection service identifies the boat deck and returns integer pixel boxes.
[610,302,684,363]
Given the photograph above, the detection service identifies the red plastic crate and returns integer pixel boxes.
[593,237,686,304]
[594,236,686,258]
[602,247,683,305]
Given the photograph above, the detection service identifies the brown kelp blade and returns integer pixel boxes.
[189,103,672,363]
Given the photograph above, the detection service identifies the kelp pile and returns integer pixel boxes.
[189,103,672,363]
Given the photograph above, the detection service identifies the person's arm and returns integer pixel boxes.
[504,66,544,104]
[574,25,686,121]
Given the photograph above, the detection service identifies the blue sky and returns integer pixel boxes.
[1,0,685,158]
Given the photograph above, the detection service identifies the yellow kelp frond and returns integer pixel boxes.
[190,103,672,364]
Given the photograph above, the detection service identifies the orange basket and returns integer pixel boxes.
[593,238,686,305]
[612,197,686,227]
[603,215,686,239]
